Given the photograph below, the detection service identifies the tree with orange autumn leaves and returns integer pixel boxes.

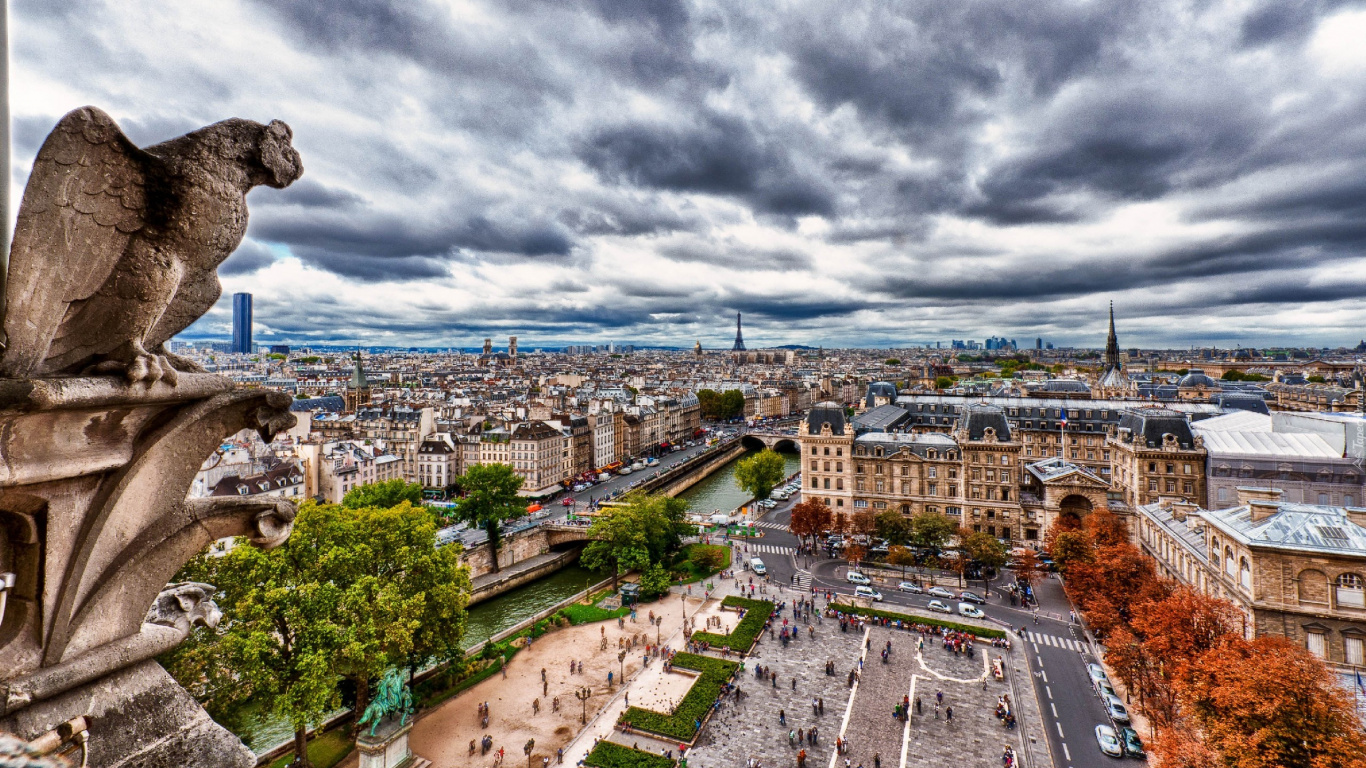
[1054,510,1366,767]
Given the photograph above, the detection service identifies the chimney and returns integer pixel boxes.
[1345,506,1366,529]
[1248,499,1281,523]
[1236,486,1283,507]
[1170,499,1198,522]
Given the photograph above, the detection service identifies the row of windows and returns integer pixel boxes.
[813,446,845,456]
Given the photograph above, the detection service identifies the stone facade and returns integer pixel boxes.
[1134,489,1366,669]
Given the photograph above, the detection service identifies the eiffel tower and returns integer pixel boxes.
[732,313,746,351]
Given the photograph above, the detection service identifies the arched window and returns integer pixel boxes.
[1224,546,1236,576]
[1337,573,1366,608]
[1239,558,1252,590]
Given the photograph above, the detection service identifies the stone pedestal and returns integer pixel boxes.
[357,718,429,768]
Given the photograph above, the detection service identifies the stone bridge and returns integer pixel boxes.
[740,431,801,452]
[543,523,596,547]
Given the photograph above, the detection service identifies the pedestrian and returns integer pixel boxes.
[779,709,786,726]
[792,677,797,691]
[500,657,507,679]
[946,706,954,723]
[544,680,549,696]
[819,698,824,715]
[934,702,940,719]
[625,693,629,707]
[915,696,922,715]
[558,748,564,764]
[874,753,880,768]
[936,689,943,704]
[542,668,547,683]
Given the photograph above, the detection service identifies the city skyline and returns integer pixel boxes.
[13,1,1366,350]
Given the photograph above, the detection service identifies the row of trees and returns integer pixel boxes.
[696,388,746,420]
[1052,511,1366,767]
[788,501,1014,590]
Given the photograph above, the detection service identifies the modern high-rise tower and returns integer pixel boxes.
[231,292,252,354]
[732,313,745,351]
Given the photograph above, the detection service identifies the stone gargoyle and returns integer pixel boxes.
[0,106,303,384]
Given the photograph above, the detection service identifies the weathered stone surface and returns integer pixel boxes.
[1,661,252,768]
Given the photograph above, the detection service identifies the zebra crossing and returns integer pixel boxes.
[794,571,812,589]
[1027,631,1088,652]
[739,543,794,555]
[753,521,788,530]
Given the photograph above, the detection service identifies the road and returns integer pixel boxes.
[731,494,1139,768]
[444,430,738,548]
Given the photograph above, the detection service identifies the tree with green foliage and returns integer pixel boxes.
[959,530,1008,593]
[639,564,671,599]
[934,375,955,390]
[874,510,912,546]
[909,511,956,552]
[298,355,322,364]
[452,463,526,573]
[582,494,689,587]
[734,449,786,500]
[689,545,724,574]
[343,479,423,510]
[697,388,746,420]
[1308,374,1326,383]
[884,358,901,366]
[163,499,467,768]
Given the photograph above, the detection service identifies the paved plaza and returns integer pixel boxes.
[686,602,1040,768]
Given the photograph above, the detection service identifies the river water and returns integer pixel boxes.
[678,446,803,514]
[242,446,799,754]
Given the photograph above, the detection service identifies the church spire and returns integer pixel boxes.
[1104,301,1121,371]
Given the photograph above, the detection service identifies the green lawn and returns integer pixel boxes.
[266,727,353,768]
[586,740,676,768]
[670,543,732,584]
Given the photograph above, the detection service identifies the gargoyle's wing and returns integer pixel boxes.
[0,106,151,378]
[145,266,222,352]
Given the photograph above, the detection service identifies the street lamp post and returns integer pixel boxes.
[576,687,592,724]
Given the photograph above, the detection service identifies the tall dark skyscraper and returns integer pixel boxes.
[232,292,253,354]
[732,312,745,351]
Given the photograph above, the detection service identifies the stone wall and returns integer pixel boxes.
[637,441,747,497]
[461,528,554,580]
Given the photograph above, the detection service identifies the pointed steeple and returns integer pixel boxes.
[350,348,369,389]
[1104,301,1121,371]
[732,313,746,351]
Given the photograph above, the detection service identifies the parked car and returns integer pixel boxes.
[958,603,985,619]
[846,571,871,586]
[958,590,986,604]
[1119,726,1144,758]
[1095,724,1124,758]
[897,581,924,594]
[927,600,952,614]
[1103,694,1131,724]
[928,586,955,599]
[854,586,884,602]
[1087,663,1110,686]
[1096,680,1117,700]
[751,558,767,575]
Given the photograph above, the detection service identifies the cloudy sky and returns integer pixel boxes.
[13,0,1366,350]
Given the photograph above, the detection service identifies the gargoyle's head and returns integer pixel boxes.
[257,120,303,189]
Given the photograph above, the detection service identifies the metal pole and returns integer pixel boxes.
[0,0,10,349]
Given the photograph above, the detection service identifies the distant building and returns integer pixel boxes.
[269,344,290,356]
[733,313,746,352]
[231,293,252,354]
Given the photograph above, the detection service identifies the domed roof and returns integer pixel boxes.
[806,401,847,435]
[864,381,899,407]
[1178,369,1217,388]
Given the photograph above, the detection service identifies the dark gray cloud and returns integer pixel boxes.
[14,0,1366,348]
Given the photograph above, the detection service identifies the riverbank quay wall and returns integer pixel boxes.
[457,439,748,603]
[636,440,747,497]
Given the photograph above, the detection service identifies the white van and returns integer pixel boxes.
[751,557,766,575]
[846,571,871,586]
[854,585,883,602]
[958,603,985,619]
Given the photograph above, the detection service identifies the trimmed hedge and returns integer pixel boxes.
[585,741,676,768]
[689,596,773,652]
[828,602,1006,639]
[617,652,739,741]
